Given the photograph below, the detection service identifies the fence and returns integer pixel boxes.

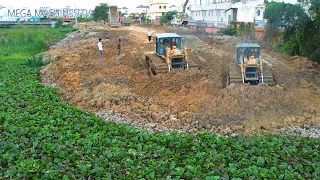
[0,21,53,28]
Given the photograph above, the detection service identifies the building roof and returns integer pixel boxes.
[154,33,181,38]
[237,43,260,48]
[136,5,149,8]
[151,1,169,5]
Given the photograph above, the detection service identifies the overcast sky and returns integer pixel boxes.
[1,0,185,10]
[1,0,298,10]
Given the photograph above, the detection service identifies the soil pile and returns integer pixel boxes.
[40,23,320,136]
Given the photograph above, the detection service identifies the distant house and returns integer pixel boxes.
[188,0,298,26]
[135,5,149,14]
[0,5,4,21]
[28,16,40,21]
[168,5,177,11]
[118,6,129,14]
[147,0,169,22]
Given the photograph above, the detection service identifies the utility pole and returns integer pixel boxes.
[146,0,148,15]
[215,0,218,26]
[200,0,204,22]
[146,0,148,24]
[74,3,77,26]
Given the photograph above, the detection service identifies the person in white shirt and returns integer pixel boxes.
[147,30,152,42]
[98,38,103,59]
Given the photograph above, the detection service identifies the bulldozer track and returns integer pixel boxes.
[261,63,274,83]
[146,54,169,75]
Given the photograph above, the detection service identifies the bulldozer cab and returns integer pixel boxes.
[154,33,182,56]
[236,43,262,83]
[236,43,261,65]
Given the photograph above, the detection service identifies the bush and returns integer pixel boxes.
[55,18,64,28]
[55,18,74,28]
[26,54,50,68]
[310,48,320,62]
[263,24,280,42]
[219,28,237,36]
[77,15,90,23]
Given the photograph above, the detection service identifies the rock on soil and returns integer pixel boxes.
[273,125,320,138]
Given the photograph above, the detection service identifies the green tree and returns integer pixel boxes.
[298,0,320,27]
[160,10,179,25]
[118,11,126,17]
[55,18,64,28]
[93,3,109,21]
[180,13,188,18]
[264,1,320,62]
[131,13,136,19]
[140,13,147,24]
[264,2,309,39]
[297,0,320,61]
[77,14,90,23]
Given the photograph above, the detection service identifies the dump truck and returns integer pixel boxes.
[228,43,274,85]
[146,33,198,75]
[121,17,131,26]
[108,6,119,28]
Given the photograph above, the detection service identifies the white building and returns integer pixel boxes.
[168,5,178,11]
[189,0,297,26]
[169,4,191,17]
[232,0,265,23]
[147,0,169,20]
[190,0,229,26]
[118,6,129,14]
[135,5,149,14]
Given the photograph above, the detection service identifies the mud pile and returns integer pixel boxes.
[41,24,210,131]
[41,24,320,136]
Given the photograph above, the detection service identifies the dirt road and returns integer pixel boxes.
[40,23,320,136]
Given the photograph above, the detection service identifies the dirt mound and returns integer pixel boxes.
[40,23,320,135]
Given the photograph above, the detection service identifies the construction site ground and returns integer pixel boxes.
[40,23,320,137]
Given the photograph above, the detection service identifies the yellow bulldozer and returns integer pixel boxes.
[228,43,274,85]
[146,33,198,75]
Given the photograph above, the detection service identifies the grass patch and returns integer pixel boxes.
[0,26,77,59]
[26,55,50,68]
[0,26,320,179]
[218,28,237,36]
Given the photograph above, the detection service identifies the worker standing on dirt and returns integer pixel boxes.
[147,30,152,42]
[98,38,103,59]
[117,36,122,56]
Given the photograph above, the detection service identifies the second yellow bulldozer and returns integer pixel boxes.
[228,43,274,85]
